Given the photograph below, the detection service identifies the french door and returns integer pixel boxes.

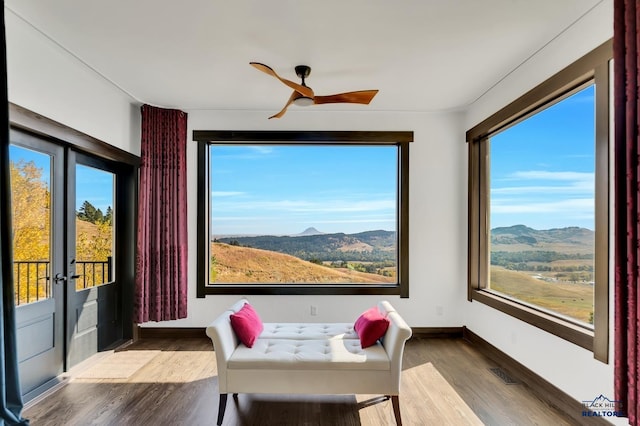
[66,151,121,367]
[10,131,65,400]
[10,129,125,400]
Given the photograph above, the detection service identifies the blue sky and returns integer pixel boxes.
[10,85,595,235]
[210,145,397,235]
[9,145,114,214]
[490,84,595,230]
[75,165,114,214]
[213,84,596,237]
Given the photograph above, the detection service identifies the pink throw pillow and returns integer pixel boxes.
[354,307,389,348]
[230,303,263,348]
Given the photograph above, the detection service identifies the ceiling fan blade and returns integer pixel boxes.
[250,62,314,98]
[268,91,298,119]
[313,90,379,105]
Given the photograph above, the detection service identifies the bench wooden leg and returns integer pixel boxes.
[217,393,228,425]
[391,395,402,425]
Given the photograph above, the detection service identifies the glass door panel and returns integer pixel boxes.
[9,145,52,305]
[75,165,115,290]
[67,151,122,367]
[9,130,65,401]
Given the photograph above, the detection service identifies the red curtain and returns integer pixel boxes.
[135,105,188,323]
[614,0,640,424]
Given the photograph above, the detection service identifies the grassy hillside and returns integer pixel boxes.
[77,218,99,237]
[211,242,394,284]
[216,230,396,262]
[491,225,593,254]
[490,266,593,323]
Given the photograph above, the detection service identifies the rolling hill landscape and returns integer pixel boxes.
[210,224,596,323]
[210,228,397,284]
[491,224,593,253]
[215,229,396,263]
[488,225,595,324]
[210,242,395,284]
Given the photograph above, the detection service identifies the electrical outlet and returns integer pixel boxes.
[436,306,444,316]
[310,305,318,316]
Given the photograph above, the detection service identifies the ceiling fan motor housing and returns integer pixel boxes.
[295,65,311,79]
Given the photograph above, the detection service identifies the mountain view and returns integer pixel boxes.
[210,228,397,284]
[215,229,396,262]
[297,227,324,236]
[210,224,595,324]
[488,225,595,324]
[491,225,593,252]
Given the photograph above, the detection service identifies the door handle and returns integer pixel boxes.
[70,274,81,280]
[53,273,67,284]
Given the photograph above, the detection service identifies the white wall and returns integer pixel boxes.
[5,8,140,155]
[464,1,622,421]
[151,108,469,328]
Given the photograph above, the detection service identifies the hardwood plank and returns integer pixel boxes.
[136,327,207,339]
[462,328,609,425]
[23,337,583,425]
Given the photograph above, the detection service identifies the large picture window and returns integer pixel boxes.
[195,131,412,297]
[467,41,611,361]
[489,84,596,325]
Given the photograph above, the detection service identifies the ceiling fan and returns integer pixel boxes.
[250,62,379,119]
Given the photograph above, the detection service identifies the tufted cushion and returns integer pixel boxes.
[260,323,358,340]
[228,338,389,370]
[230,303,263,348]
[354,307,390,348]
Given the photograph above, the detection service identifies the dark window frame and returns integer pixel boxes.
[194,131,413,298]
[467,40,611,362]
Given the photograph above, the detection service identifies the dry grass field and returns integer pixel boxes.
[76,218,98,238]
[490,266,594,323]
[211,242,395,284]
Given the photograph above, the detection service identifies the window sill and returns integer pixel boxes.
[470,289,594,351]
[202,284,405,297]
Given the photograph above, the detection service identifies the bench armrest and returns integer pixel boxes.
[378,301,412,394]
[205,298,248,392]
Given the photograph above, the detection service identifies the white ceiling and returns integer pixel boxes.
[5,0,605,114]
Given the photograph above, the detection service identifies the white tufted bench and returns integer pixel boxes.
[206,298,412,425]
[261,323,359,339]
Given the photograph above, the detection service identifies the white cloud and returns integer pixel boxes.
[211,191,245,197]
[214,198,395,213]
[507,170,593,181]
[211,146,275,160]
[491,183,592,195]
[249,146,274,155]
[491,197,593,214]
[492,170,594,196]
[309,216,396,224]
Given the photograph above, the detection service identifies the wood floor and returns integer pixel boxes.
[23,336,581,425]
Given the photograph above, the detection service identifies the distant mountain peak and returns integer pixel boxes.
[492,224,536,234]
[298,227,323,236]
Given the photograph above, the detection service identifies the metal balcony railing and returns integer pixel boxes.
[13,257,113,306]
